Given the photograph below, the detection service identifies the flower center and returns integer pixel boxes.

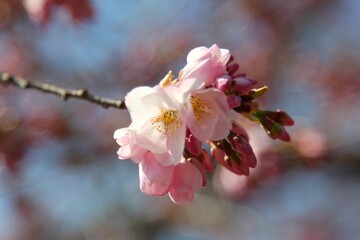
[152,110,181,134]
[191,95,211,122]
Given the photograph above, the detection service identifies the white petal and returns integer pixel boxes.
[166,123,186,165]
[125,86,154,125]
[220,48,230,64]
[136,119,167,154]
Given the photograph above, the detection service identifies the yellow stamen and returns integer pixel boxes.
[191,95,211,122]
[159,71,174,88]
[152,110,181,134]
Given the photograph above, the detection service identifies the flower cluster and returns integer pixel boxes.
[114,44,294,204]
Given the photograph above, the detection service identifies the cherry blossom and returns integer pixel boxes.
[125,86,186,165]
[113,44,294,204]
[180,44,231,87]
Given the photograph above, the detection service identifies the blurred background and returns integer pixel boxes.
[1,0,360,239]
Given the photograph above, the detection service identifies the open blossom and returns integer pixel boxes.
[139,156,203,204]
[114,44,294,204]
[125,86,186,165]
[179,44,231,90]
[182,88,231,141]
[114,128,203,204]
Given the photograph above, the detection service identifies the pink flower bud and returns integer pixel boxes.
[233,77,257,94]
[227,95,241,109]
[214,75,232,92]
[226,63,239,75]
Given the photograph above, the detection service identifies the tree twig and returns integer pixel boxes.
[0,71,127,109]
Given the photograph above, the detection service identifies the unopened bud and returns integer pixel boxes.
[275,110,294,126]
[226,63,239,75]
[260,116,291,142]
[231,123,249,140]
[215,75,232,92]
[229,135,257,168]
[261,110,294,126]
[227,95,241,109]
[233,77,257,94]
[210,140,252,176]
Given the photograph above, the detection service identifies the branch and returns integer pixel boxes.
[0,71,127,110]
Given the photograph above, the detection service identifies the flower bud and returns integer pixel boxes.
[275,110,294,126]
[210,140,252,176]
[261,110,294,126]
[260,116,291,142]
[229,135,257,168]
[227,95,241,109]
[226,63,239,75]
[215,75,232,92]
[233,77,257,94]
[231,123,249,140]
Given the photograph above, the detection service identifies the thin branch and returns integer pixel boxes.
[0,71,127,110]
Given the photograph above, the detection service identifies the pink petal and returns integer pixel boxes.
[166,123,186,165]
[187,89,231,141]
[171,161,203,191]
[190,158,207,187]
[139,154,174,196]
[168,189,194,205]
[186,46,212,63]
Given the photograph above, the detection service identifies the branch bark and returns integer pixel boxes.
[0,71,126,110]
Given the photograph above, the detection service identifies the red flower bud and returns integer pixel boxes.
[260,116,291,142]
[233,77,257,94]
[276,110,294,126]
[227,94,241,109]
[226,63,239,75]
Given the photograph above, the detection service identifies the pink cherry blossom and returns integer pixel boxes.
[113,127,145,163]
[114,126,172,166]
[139,157,204,204]
[125,86,186,165]
[114,127,204,202]
[184,88,231,141]
[112,44,294,205]
[179,44,231,88]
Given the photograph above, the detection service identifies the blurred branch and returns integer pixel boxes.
[0,71,126,109]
